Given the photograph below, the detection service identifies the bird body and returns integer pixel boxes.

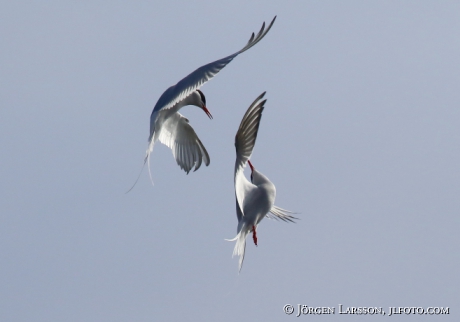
[147,90,210,173]
[127,17,277,192]
[227,93,297,271]
[237,166,275,232]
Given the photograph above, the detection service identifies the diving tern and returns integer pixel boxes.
[127,17,277,191]
[226,92,297,272]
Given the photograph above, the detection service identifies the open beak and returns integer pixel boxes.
[202,105,213,119]
[248,160,254,172]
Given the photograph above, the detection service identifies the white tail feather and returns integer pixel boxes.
[125,134,156,193]
[146,137,156,187]
[125,159,146,194]
[225,225,249,272]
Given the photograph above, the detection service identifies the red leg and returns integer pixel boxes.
[252,225,258,246]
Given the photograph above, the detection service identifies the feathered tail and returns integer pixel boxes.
[145,136,156,187]
[125,133,156,193]
[225,224,249,272]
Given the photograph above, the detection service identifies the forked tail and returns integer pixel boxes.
[125,135,156,193]
[225,225,249,272]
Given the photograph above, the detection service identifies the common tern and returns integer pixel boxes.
[227,92,297,271]
[127,17,277,191]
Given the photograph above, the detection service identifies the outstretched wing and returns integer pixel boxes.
[157,112,210,174]
[152,16,276,115]
[234,92,267,219]
[266,205,299,223]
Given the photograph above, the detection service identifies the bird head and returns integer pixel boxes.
[196,90,213,119]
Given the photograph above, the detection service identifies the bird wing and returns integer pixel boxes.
[151,16,276,116]
[266,205,299,223]
[234,92,267,219]
[157,112,210,174]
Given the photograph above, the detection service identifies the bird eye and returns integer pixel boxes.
[197,89,206,105]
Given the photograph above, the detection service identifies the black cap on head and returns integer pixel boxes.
[196,89,206,106]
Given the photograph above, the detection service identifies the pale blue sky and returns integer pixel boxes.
[1,1,459,321]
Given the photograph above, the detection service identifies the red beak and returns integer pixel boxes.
[248,160,254,172]
[202,105,213,119]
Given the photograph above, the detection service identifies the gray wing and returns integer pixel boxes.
[234,92,267,219]
[157,112,210,174]
[266,205,299,223]
[234,92,266,174]
[152,16,276,115]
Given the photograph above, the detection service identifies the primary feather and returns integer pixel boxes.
[150,17,277,116]
[227,92,298,272]
[127,17,277,192]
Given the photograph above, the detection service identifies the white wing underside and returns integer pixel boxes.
[266,205,298,223]
[158,112,210,174]
[151,17,276,116]
[234,92,267,219]
[128,18,276,192]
